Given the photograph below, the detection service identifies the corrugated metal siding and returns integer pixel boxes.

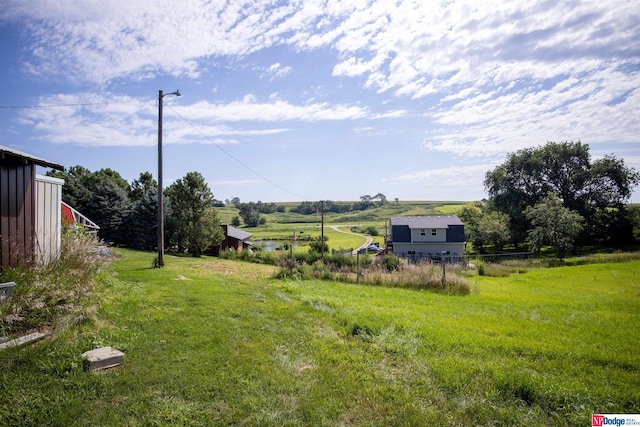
[0,162,36,268]
[35,175,64,264]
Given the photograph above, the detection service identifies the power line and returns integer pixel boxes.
[164,103,310,201]
[0,100,138,109]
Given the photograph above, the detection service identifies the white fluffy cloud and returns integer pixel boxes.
[4,0,639,162]
[17,92,372,147]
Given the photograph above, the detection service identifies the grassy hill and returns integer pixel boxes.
[219,201,468,248]
[1,250,638,425]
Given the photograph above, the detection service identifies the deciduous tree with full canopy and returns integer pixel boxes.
[165,171,223,256]
[525,192,584,258]
[484,141,639,246]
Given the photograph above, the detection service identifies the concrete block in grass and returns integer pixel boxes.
[82,346,124,371]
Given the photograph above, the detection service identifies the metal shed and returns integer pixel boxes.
[0,146,64,269]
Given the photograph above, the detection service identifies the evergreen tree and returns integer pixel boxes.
[127,187,162,250]
[86,180,132,245]
[165,172,223,256]
[130,172,157,203]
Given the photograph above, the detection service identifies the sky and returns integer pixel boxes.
[0,0,639,203]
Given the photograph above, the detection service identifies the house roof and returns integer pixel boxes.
[225,225,253,241]
[0,145,64,170]
[390,215,463,229]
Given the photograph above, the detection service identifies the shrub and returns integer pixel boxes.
[364,226,379,236]
[381,253,400,272]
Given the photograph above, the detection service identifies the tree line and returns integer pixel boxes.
[461,141,639,257]
[48,141,638,260]
[47,168,223,256]
[289,194,391,215]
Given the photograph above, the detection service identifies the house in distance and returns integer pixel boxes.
[386,216,465,262]
[219,224,253,253]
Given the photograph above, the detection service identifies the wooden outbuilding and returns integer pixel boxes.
[220,224,253,252]
[0,146,64,269]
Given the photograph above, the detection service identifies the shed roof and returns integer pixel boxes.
[390,215,463,229]
[225,225,253,241]
[0,145,64,170]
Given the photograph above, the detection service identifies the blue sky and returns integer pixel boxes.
[1,0,638,203]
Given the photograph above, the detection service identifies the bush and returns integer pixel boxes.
[364,226,379,236]
[381,254,400,272]
[474,258,486,276]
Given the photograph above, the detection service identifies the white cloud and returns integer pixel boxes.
[18,92,369,147]
[390,163,497,193]
[3,0,639,173]
[180,97,368,122]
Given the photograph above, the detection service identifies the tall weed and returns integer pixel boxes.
[0,229,111,335]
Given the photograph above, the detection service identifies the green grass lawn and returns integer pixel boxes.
[1,250,638,426]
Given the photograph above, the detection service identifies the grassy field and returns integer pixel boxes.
[218,201,465,232]
[217,200,464,254]
[1,250,638,426]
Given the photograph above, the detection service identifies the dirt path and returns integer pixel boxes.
[329,225,372,255]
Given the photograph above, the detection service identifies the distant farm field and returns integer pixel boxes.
[1,250,638,426]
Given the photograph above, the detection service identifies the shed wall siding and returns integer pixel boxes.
[0,162,36,268]
[35,175,64,264]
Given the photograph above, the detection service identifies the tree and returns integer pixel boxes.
[485,141,639,245]
[525,192,584,258]
[231,216,241,227]
[126,184,167,250]
[88,168,130,195]
[309,236,329,253]
[373,193,387,206]
[458,203,509,253]
[130,172,156,202]
[239,204,262,227]
[47,166,93,212]
[457,202,484,238]
[475,211,511,251]
[165,172,223,256]
[86,180,132,245]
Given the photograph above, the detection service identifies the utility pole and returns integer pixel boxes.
[320,200,325,260]
[157,90,164,268]
[157,89,181,268]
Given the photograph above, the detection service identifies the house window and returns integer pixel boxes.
[420,229,426,236]
[431,229,437,236]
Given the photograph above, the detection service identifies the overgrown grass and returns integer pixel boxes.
[0,229,110,336]
[1,250,638,425]
[277,257,470,295]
